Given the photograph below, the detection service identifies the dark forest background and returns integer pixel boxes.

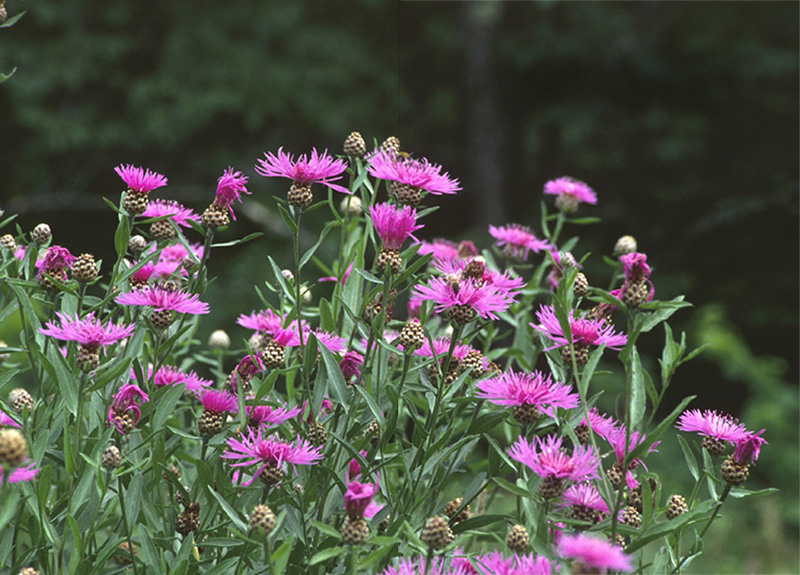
[1,2,797,572]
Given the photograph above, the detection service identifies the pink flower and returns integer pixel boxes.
[473,551,553,575]
[732,429,767,465]
[107,384,149,434]
[367,149,461,196]
[433,258,525,300]
[255,147,348,193]
[245,402,301,429]
[489,224,551,261]
[0,412,21,428]
[578,408,618,439]
[237,309,284,334]
[508,434,599,481]
[222,428,323,486]
[545,250,581,292]
[307,329,347,354]
[531,305,627,351]
[115,286,210,315]
[158,242,204,264]
[1,462,39,485]
[228,355,265,394]
[344,479,379,520]
[418,239,460,261]
[413,276,513,321]
[676,409,750,444]
[543,177,597,206]
[150,365,212,395]
[340,351,364,385]
[200,390,238,414]
[114,164,168,193]
[379,555,472,575]
[348,450,368,480]
[215,167,250,219]
[620,252,655,302]
[140,200,199,228]
[36,246,74,281]
[594,424,659,489]
[413,337,476,364]
[557,534,632,573]
[476,370,579,417]
[370,202,423,250]
[561,482,609,515]
[39,312,135,349]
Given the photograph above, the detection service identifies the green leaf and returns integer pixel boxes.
[310,520,342,540]
[629,395,695,462]
[677,435,699,481]
[626,500,715,553]
[729,487,779,499]
[113,213,131,258]
[451,514,508,534]
[309,546,345,565]
[492,477,532,500]
[0,67,16,83]
[207,487,248,532]
[638,296,692,333]
[210,231,263,248]
[579,344,605,397]
[0,10,25,28]
[629,345,647,427]
[152,383,185,431]
[124,471,143,534]
[318,346,350,413]
[299,224,332,271]
[271,534,295,574]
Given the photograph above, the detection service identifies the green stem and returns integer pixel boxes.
[671,484,731,574]
[349,545,359,575]
[117,481,141,575]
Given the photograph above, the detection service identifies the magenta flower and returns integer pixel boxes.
[475,370,579,418]
[255,147,348,194]
[545,250,581,291]
[370,202,424,250]
[595,424,659,489]
[380,555,471,575]
[433,258,525,300]
[489,224,552,262]
[543,177,597,206]
[0,412,21,428]
[228,354,265,394]
[413,337,476,364]
[115,286,210,315]
[620,252,655,303]
[509,434,599,482]
[200,390,238,414]
[245,402,301,429]
[307,328,347,354]
[39,312,134,349]
[158,242,204,264]
[557,534,632,573]
[149,365,212,395]
[107,384,149,434]
[732,429,767,465]
[140,200,199,228]
[36,246,74,282]
[348,450,368,480]
[115,164,168,193]
[215,167,250,219]
[1,462,39,485]
[237,309,284,335]
[577,408,618,440]
[561,482,610,515]
[222,428,323,486]
[676,409,750,445]
[473,551,553,575]
[413,276,513,322]
[367,149,461,196]
[531,305,627,351]
[344,479,379,520]
[340,350,364,385]
[418,239,460,261]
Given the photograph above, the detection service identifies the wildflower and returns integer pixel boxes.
[543,176,597,213]
[506,524,530,553]
[202,167,250,228]
[245,402,301,430]
[115,164,168,215]
[531,304,627,367]
[557,534,632,573]
[115,285,210,329]
[399,319,425,353]
[0,411,21,428]
[40,312,134,370]
[420,516,455,550]
[225,354,264,395]
[562,482,609,525]
[198,390,238,436]
[595,424,659,490]
[107,384,149,434]
[619,252,654,307]
[237,309,284,337]
[489,224,551,262]
[72,253,98,284]
[343,131,367,157]
[676,409,750,456]
[149,365,212,395]
[413,275,512,325]
[433,257,525,300]
[31,223,51,246]
[476,370,578,425]
[545,250,579,291]
[260,325,301,370]
[0,462,39,484]
[473,551,553,575]
[141,200,199,241]
[340,351,364,385]
[222,428,322,486]
[348,450,368,480]
[307,328,347,354]
[614,234,638,256]
[8,389,33,415]
[371,202,424,274]
[721,429,767,485]
[508,434,599,498]
[255,147,348,209]
[342,478,379,545]
[36,246,74,290]
[575,408,617,445]
[418,238,460,261]
[367,149,461,206]
[380,555,471,575]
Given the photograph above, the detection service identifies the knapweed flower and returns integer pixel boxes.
[201,167,250,228]
[676,409,750,456]
[40,312,135,370]
[140,200,199,241]
[0,411,21,428]
[472,551,553,575]
[418,239,460,261]
[413,275,513,324]
[367,149,461,207]
[531,304,627,367]
[545,250,580,292]
[433,257,525,300]
[1,462,39,485]
[197,389,238,436]
[489,224,551,262]
[115,164,168,215]
[575,408,617,445]
[508,434,599,498]
[245,402,301,430]
[348,450,368,480]
[379,555,471,575]
[619,252,655,307]
[371,202,423,274]
[255,147,348,209]
[721,429,767,486]
[595,424,659,490]
[306,328,347,354]
[260,324,302,370]
[222,428,322,486]
[476,370,579,424]
[561,482,609,525]
[224,354,264,395]
[543,176,597,213]
[107,384,149,434]
[36,245,74,289]
[149,364,212,395]
[340,351,364,385]
[341,478,380,545]
[557,534,632,573]
[115,286,210,329]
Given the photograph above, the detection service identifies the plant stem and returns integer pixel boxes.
[117,481,141,575]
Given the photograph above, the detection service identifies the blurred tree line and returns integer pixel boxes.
[1,1,797,572]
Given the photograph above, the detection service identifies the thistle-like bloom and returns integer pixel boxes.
[344,479,379,520]
[245,402,301,429]
[371,202,424,250]
[115,286,210,315]
[619,252,655,304]
[114,164,168,193]
[577,408,618,440]
[418,239,460,261]
[255,147,349,193]
[380,555,471,575]
[36,246,75,281]
[348,450,368,480]
[340,351,364,385]
[140,200,199,228]
[676,409,750,445]
[215,167,250,219]
[39,312,134,349]
[508,434,599,482]
[158,242,204,265]
[543,177,597,206]
[222,428,323,486]
[237,309,284,335]
[732,429,767,464]
[472,551,553,575]
[433,258,525,300]
[200,390,238,414]
[595,424,659,489]
[476,370,579,419]
[561,482,610,515]
[557,534,632,573]
[620,252,651,284]
[107,384,149,434]
[413,276,513,322]
[306,328,347,354]
[545,250,581,292]
[489,224,551,262]
[1,462,38,485]
[150,365,212,395]
[531,305,627,351]
[0,412,21,428]
[367,150,461,196]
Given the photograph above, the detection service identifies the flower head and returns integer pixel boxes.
[620,252,651,284]
[200,390,238,414]
[114,164,168,193]
[115,286,210,315]
[340,351,364,385]
[222,428,322,486]
[107,384,149,434]
[489,224,551,262]
[557,534,632,573]
[246,402,301,429]
[367,149,461,196]
[348,450,368,480]
[36,246,74,281]
[475,370,579,417]
[237,309,284,335]
[418,239,460,261]
[379,555,471,575]
[732,429,767,465]
[215,167,250,219]
[531,305,627,351]
[676,409,750,444]
[39,312,135,349]
[543,177,597,206]
[0,412,21,429]
[472,551,553,575]
[371,202,424,250]
[150,365,212,395]
[344,479,379,520]
[255,148,348,193]
[413,276,513,322]
[1,462,38,485]
[140,200,199,228]
[508,434,599,481]
[433,258,525,299]
[561,482,610,514]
